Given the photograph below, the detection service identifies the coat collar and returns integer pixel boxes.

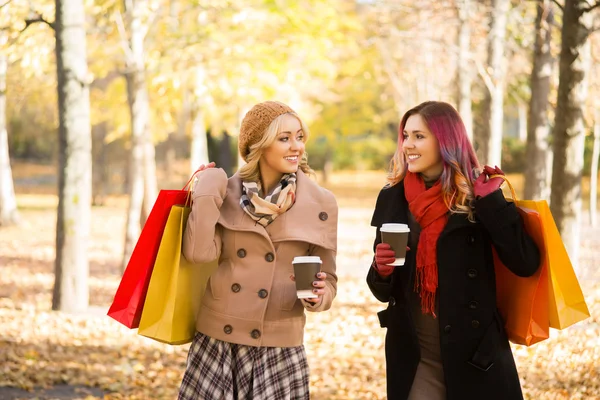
[218,170,337,251]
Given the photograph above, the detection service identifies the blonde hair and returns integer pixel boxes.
[238,113,314,182]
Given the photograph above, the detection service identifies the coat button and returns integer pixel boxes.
[237,248,247,258]
[467,269,478,278]
[250,329,261,339]
[231,283,241,293]
[258,289,268,299]
[319,212,328,221]
[223,325,233,334]
[467,235,476,245]
[472,320,480,329]
[468,300,479,310]
[444,325,452,333]
[389,296,396,306]
[265,253,274,262]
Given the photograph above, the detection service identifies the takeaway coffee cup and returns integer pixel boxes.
[380,223,410,266]
[292,256,322,299]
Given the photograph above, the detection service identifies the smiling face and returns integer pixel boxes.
[401,113,443,182]
[258,114,305,192]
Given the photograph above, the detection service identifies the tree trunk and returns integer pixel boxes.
[91,122,108,206]
[190,68,209,174]
[524,0,554,202]
[550,0,593,272]
[0,51,19,226]
[52,0,92,312]
[591,114,599,227]
[219,131,233,177]
[456,0,473,141]
[518,102,527,142]
[480,0,509,167]
[122,0,150,270]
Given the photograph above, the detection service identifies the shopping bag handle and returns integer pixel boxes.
[181,168,204,206]
[489,174,518,201]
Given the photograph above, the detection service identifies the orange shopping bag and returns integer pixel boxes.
[493,177,549,346]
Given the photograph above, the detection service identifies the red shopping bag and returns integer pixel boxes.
[108,174,198,328]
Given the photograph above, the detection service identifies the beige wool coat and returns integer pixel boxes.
[183,168,338,347]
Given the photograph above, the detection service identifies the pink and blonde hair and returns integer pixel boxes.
[388,101,481,219]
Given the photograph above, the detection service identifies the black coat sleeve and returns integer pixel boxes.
[474,189,541,277]
[366,187,395,303]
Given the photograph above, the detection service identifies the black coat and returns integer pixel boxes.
[367,182,540,400]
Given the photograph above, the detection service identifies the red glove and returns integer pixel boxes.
[473,165,505,199]
[374,243,397,278]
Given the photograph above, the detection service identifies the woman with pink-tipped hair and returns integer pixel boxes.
[367,101,540,400]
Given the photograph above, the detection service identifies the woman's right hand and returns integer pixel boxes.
[374,243,396,277]
[195,162,216,173]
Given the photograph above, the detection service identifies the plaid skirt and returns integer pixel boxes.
[178,332,310,400]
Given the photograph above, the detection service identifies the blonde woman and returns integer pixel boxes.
[178,101,338,400]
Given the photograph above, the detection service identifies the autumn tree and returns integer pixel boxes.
[0,2,20,227]
[524,0,555,201]
[455,0,474,141]
[52,0,92,311]
[479,0,510,167]
[550,0,599,270]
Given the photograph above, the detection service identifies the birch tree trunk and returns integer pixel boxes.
[524,0,554,201]
[480,0,509,167]
[52,0,92,312]
[0,50,19,226]
[190,67,209,174]
[550,0,593,272]
[456,0,473,141]
[122,0,151,270]
[591,113,599,227]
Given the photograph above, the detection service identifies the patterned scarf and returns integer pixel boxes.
[240,173,297,227]
[404,172,449,317]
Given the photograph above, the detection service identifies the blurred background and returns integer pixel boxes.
[1,0,600,399]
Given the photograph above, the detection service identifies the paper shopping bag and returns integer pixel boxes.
[494,175,590,331]
[138,205,217,345]
[493,189,549,345]
[516,200,590,329]
[108,171,201,329]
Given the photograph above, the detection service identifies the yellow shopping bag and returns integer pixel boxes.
[518,201,590,329]
[138,205,217,344]
[495,176,590,330]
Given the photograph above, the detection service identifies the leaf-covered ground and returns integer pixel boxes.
[1,192,599,400]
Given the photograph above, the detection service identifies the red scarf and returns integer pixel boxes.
[404,172,449,317]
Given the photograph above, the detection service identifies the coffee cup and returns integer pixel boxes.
[380,223,410,266]
[292,256,322,299]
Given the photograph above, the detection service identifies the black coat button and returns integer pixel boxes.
[467,269,478,278]
[389,296,396,306]
[258,289,268,299]
[468,300,479,310]
[237,248,247,258]
[467,235,476,245]
[231,283,241,293]
[251,329,261,339]
[265,253,275,262]
[319,212,328,221]
[472,320,480,329]
[444,325,452,333]
[223,325,233,334]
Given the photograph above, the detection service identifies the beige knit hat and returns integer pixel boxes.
[238,101,296,161]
